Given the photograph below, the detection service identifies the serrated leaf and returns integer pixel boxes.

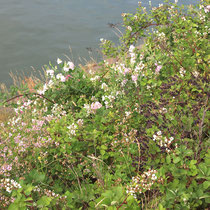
[166,155,171,164]
[203,181,210,190]
[37,196,52,207]
[26,197,33,201]
[25,185,34,196]
[8,204,19,210]
[173,157,181,164]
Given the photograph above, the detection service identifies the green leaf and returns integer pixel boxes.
[203,181,210,190]
[25,197,33,201]
[190,160,197,165]
[100,149,106,156]
[158,204,166,210]
[24,185,34,196]
[37,196,52,207]
[173,157,181,164]
[205,197,210,203]
[8,203,19,210]
[101,145,107,150]
[166,155,171,164]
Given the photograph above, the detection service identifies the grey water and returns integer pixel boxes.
[0,0,199,85]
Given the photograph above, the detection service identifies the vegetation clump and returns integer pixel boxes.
[0,0,209,209]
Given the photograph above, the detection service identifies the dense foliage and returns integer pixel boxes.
[0,0,209,209]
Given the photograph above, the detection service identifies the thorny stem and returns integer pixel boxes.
[117,196,128,210]
[4,93,55,104]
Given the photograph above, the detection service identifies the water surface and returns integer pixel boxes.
[0,0,199,85]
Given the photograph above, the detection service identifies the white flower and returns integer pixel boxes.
[151,174,157,180]
[56,73,66,82]
[63,66,69,72]
[67,61,75,70]
[170,137,174,141]
[77,119,84,127]
[125,111,131,117]
[129,45,135,52]
[157,131,162,136]
[37,84,48,95]
[204,5,210,13]
[48,79,54,88]
[67,123,77,136]
[101,83,108,91]
[127,26,132,31]
[192,71,199,78]
[46,69,54,77]
[57,58,62,64]
[160,107,167,113]
[6,187,12,193]
[84,104,90,109]
[70,130,76,135]
[90,75,100,82]
[179,67,186,77]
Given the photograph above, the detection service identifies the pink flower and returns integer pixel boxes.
[91,102,102,110]
[204,5,210,13]
[131,74,138,82]
[65,74,73,80]
[123,68,130,75]
[155,63,162,74]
